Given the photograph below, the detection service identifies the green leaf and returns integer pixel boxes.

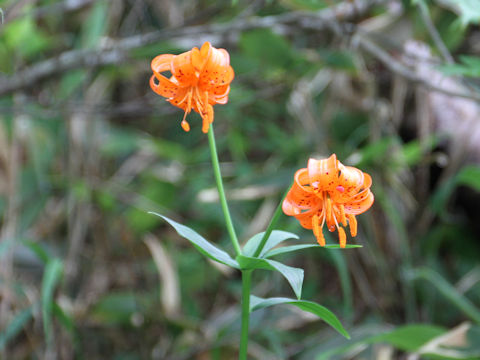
[430,175,458,215]
[401,136,439,166]
[58,70,87,101]
[407,267,480,323]
[236,255,303,299]
[355,137,395,167]
[52,303,74,335]
[265,243,362,257]
[81,0,108,49]
[240,29,295,69]
[457,165,480,191]
[250,295,349,338]
[90,292,138,325]
[328,247,354,320]
[149,212,239,269]
[315,323,447,360]
[242,230,299,257]
[378,324,447,351]
[281,0,328,11]
[319,49,357,72]
[439,56,480,77]
[3,15,51,58]
[0,306,34,350]
[445,0,480,26]
[23,240,50,264]
[41,259,63,345]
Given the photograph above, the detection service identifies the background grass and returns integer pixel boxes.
[0,0,480,359]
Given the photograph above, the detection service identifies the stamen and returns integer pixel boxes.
[203,91,209,112]
[202,119,209,133]
[326,197,335,231]
[339,204,347,226]
[320,212,326,228]
[186,88,193,114]
[312,214,325,246]
[207,104,214,123]
[338,227,346,248]
[347,214,357,237]
[181,119,190,132]
[194,95,203,113]
[317,231,326,247]
[194,86,204,112]
[177,88,192,106]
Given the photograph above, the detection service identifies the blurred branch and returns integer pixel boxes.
[2,0,95,24]
[0,0,381,97]
[355,34,480,101]
[417,0,454,64]
[3,0,478,103]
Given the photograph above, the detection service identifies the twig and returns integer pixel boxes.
[5,0,479,103]
[2,0,95,25]
[0,0,382,97]
[355,34,480,102]
[417,0,454,64]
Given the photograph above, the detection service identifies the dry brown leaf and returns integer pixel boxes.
[144,234,181,317]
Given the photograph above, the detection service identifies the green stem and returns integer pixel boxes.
[207,125,242,256]
[239,270,252,360]
[252,183,292,258]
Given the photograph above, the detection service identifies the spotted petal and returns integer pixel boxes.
[198,47,234,91]
[150,75,181,100]
[344,191,374,215]
[308,154,339,192]
[171,50,197,86]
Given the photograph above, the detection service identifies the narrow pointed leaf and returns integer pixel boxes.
[236,255,303,299]
[53,303,74,334]
[250,295,349,338]
[265,243,362,258]
[315,324,447,360]
[41,259,63,345]
[407,267,480,323]
[0,306,34,350]
[23,240,50,264]
[242,230,299,257]
[149,212,239,269]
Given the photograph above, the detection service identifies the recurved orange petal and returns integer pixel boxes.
[171,50,197,86]
[307,155,339,191]
[282,154,374,247]
[150,42,234,133]
[150,75,181,99]
[192,42,211,71]
[198,47,234,91]
[167,87,190,108]
[294,208,321,229]
[151,54,175,73]
[344,191,374,214]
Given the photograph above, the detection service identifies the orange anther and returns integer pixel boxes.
[338,227,346,248]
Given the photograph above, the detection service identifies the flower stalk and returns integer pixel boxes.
[252,184,292,258]
[207,125,242,256]
[239,270,252,360]
[208,125,250,359]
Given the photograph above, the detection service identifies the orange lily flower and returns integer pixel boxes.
[150,41,234,133]
[282,154,374,248]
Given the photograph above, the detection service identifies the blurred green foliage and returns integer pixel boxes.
[0,0,479,359]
